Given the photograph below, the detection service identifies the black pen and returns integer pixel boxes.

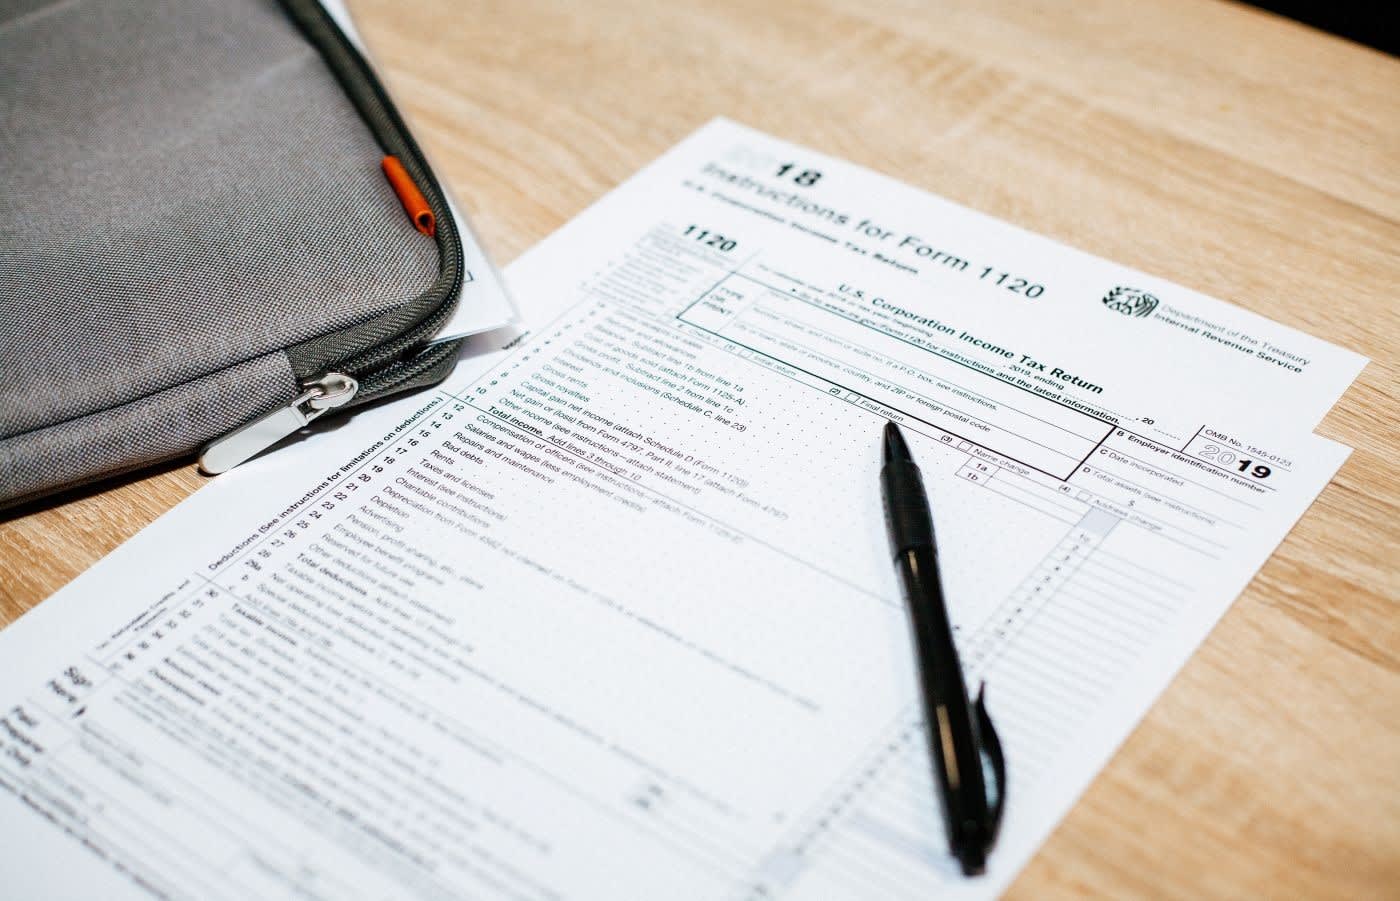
[880,422,1005,875]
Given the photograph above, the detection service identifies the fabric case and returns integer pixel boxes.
[0,0,467,509]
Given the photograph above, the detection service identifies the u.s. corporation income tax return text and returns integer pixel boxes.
[0,119,1366,900]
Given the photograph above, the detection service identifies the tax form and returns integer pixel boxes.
[0,120,1366,900]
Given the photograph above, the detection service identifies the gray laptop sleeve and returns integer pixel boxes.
[0,0,466,509]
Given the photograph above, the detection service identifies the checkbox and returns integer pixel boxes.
[957,441,972,451]
[1077,491,1090,501]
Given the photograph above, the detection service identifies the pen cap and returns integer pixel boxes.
[881,459,935,555]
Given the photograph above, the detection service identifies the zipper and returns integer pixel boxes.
[200,0,465,475]
[277,0,464,382]
[198,373,359,474]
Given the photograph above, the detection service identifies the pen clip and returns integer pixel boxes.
[975,683,1007,843]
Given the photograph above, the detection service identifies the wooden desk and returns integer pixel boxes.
[2,0,1396,895]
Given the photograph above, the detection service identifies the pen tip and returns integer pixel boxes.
[883,422,911,464]
[958,847,987,877]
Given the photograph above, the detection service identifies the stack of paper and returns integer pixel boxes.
[0,119,1364,900]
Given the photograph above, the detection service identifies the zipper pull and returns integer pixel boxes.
[198,373,358,475]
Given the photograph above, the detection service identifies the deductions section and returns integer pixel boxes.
[678,272,1113,480]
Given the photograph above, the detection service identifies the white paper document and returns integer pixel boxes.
[320,0,517,340]
[0,120,1365,900]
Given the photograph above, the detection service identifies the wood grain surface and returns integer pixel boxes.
[3,0,1397,896]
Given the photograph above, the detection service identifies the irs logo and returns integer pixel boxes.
[1102,286,1159,318]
